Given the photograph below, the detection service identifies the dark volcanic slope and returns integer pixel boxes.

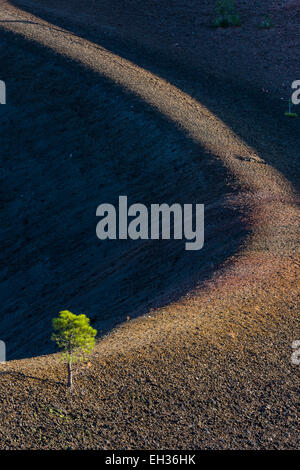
[1,1,299,360]
[0,25,245,359]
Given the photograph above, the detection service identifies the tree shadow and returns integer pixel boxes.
[0,369,63,386]
[0,18,65,31]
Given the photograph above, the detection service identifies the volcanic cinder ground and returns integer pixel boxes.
[0,0,299,449]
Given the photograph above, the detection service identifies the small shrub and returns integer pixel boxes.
[285,112,298,118]
[48,407,69,419]
[259,14,273,29]
[212,0,241,28]
[285,99,299,118]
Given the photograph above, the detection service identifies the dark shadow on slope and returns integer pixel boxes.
[0,370,63,386]
[9,0,300,191]
[0,18,66,32]
[0,27,247,360]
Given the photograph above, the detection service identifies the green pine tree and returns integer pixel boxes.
[52,310,97,389]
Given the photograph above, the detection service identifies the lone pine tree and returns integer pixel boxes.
[52,310,97,389]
